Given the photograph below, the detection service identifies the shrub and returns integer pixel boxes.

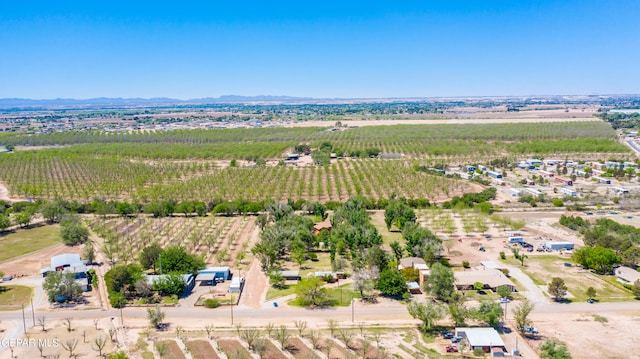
[462,261,470,269]
[499,251,506,260]
[204,299,221,308]
[308,253,318,261]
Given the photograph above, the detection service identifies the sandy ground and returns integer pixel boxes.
[0,243,83,278]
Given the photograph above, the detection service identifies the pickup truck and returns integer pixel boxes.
[524,325,538,334]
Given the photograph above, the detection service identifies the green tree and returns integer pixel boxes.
[632,279,640,298]
[40,200,68,224]
[83,243,96,264]
[295,277,331,307]
[60,215,89,245]
[43,271,83,302]
[426,262,455,301]
[157,245,205,275]
[494,286,510,299]
[474,300,503,327]
[385,200,416,230]
[376,269,408,297]
[586,287,597,300]
[512,299,535,334]
[389,240,404,262]
[147,305,165,329]
[573,246,621,274]
[407,299,445,332]
[447,297,469,326]
[139,243,162,272]
[152,273,186,296]
[402,222,442,264]
[14,208,34,228]
[0,214,11,232]
[540,340,572,359]
[548,277,568,301]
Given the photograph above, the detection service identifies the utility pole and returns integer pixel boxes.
[120,305,124,328]
[231,295,234,325]
[21,304,26,333]
[351,299,354,323]
[31,298,35,326]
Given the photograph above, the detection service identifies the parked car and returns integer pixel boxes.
[524,325,538,334]
[609,210,618,214]
[441,331,454,339]
[479,247,486,252]
[587,298,595,304]
[499,297,510,304]
[585,211,593,215]
[446,345,459,353]
[451,336,463,343]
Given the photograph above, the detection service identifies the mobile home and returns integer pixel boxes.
[559,187,577,196]
[593,176,611,184]
[544,241,574,251]
[509,188,522,197]
[487,170,502,179]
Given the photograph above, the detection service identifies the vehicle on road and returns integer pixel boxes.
[499,297,510,304]
[585,211,593,215]
[587,298,595,304]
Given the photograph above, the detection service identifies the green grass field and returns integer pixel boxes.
[0,285,33,309]
[0,225,61,263]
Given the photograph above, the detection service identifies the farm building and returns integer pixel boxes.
[457,172,472,180]
[279,270,301,281]
[454,270,515,292]
[526,159,543,166]
[494,179,506,186]
[40,253,92,292]
[575,169,587,177]
[544,241,574,251]
[466,166,476,173]
[509,188,522,197]
[398,257,427,270]
[229,276,245,293]
[454,327,507,354]
[559,187,577,196]
[195,267,231,285]
[592,168,605,176]
[313,219,332,235]
[407,281,421,294]
[508,236,524,244]
[614,266,640,284]
[479,165,487,171]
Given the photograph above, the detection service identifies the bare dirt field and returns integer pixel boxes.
[0,243,82,278]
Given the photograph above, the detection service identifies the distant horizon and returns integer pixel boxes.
[1,1,639,99]
[3,93,640,102]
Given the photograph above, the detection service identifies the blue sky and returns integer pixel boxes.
[0,1,638,99]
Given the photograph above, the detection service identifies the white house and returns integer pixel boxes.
[615,266,640,284]
[455,327,506,354]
